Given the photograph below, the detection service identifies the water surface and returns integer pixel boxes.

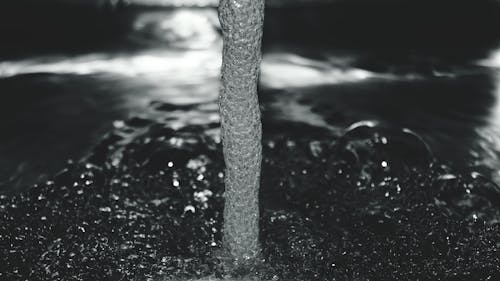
[1,2,500,192]
[1,2,500,280]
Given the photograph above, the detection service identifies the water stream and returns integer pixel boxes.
[218,0,264,268]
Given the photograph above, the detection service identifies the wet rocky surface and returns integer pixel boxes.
[1,111,499,281]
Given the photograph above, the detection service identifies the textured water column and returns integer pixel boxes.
[218,0,265,264]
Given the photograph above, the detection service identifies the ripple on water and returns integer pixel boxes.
[0,118,499,280]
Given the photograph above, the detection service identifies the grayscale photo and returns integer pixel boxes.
[1,0,499,280]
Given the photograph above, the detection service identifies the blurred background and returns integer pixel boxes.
[1,0,500,193]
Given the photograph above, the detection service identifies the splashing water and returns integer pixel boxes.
[1,117,499,281]
[2,2,500,281]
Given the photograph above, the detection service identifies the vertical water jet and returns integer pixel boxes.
[218,0,265,265]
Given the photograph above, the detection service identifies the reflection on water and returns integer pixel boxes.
[130,9,219,48]
[480,48,500,68]
[1,5,500,192]
[0,50,221,81]
[128,0,218,7]
[475,58,500,183]
[261,53,376,88]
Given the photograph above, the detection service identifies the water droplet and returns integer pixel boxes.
[113,120,125,128]
[99,207,111,213]
[264,140,274,149]
[194,189,213,204]
[184,205,195,214]
[438,174,457,180]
